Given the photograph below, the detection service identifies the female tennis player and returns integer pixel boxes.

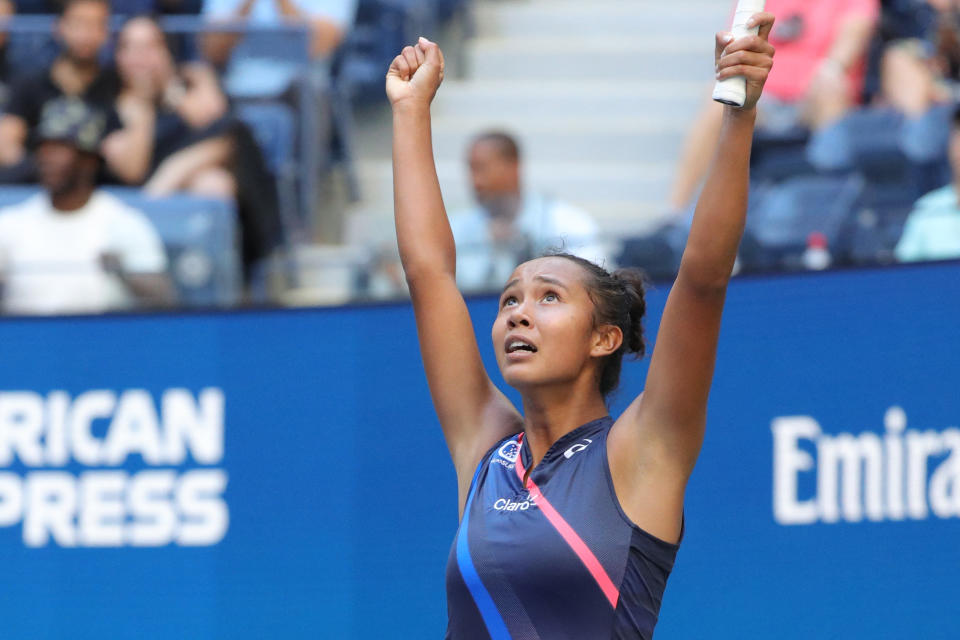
[387,13,775,639]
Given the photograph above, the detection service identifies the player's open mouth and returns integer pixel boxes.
[505,337,538,354]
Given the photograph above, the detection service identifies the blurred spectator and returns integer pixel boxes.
[105,15,235,196]
[200,0,357,97]
[894,105,960,261]
[0,0,119,183]
[105,15,283,276]
[0,0,14,110]
[876,0,960,162]
[0,98,174,315]
[669,0,880,211]
[450,131,607,293]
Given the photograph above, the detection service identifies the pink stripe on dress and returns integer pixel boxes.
[515,434,620,609]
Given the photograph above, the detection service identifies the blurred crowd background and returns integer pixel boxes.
[0,0,957,315]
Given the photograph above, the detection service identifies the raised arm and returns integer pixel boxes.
[387,39,521,505]
[610,14,776,541]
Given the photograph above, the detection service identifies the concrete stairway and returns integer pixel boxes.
[340,0,731,285]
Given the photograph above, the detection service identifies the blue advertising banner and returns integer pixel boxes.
[0,262,957,638]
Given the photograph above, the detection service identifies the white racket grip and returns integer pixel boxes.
[712,0,767,107]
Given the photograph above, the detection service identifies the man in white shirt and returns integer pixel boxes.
[0,98,174,315]
[450,131,608,293]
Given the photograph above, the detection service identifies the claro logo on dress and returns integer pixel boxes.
[494,496,536,512]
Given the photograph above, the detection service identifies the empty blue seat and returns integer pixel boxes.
[746,174,865,269]
[336,0,437,103]
[843,180,934,266]
[236,102,296,177]
[108,188,241,307]
[818,107,949,179]
[750,125,814,184]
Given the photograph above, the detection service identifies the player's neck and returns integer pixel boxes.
[520,384,608,468]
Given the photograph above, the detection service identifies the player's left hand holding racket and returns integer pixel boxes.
[714,11,776,111]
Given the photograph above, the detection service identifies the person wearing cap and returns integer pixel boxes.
[0,98,175,315]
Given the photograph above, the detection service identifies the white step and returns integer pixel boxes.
[432,80,705,121]
[355,159,672,215]
[343,201,672,254]
[467,36,716,82]
[475,1,731,40]
[429,115,688,164]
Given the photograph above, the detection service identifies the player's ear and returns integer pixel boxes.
[591,324,622,358]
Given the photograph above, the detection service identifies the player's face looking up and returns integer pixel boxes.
[492,257,623,395]
[468,139,521,214]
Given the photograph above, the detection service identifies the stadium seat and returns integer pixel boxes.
[617,226,682,282]
[235,101,303,241]
[4,16,60,77]
[236,102,296,178]
[823,108,917,180]
[745,174,865,270]
[335,0,437,103]
[842,182,928,266]
[750,125,815,184]
[112,189,241,306]
[0,186,241,307]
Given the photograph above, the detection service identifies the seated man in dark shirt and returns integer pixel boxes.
[0,0,119,183]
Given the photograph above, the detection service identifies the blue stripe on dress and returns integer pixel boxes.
[456,463,512,639]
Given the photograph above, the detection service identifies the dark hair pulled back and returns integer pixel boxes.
[545,252,647,397]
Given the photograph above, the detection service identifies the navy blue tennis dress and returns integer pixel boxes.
[445,416,681,639]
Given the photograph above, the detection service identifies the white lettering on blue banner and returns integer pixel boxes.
[771,407,960,525]
[0,388,228,548]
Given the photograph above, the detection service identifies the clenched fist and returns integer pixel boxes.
[386,37,445,109]
[715,12,776,112]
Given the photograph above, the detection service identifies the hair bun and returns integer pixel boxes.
[612,268,647,357]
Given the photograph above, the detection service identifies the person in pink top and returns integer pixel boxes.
[764,0,878,105]
[669,0,879,212]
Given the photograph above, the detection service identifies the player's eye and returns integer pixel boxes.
[542,292,559,303]
[502,296,518,308]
